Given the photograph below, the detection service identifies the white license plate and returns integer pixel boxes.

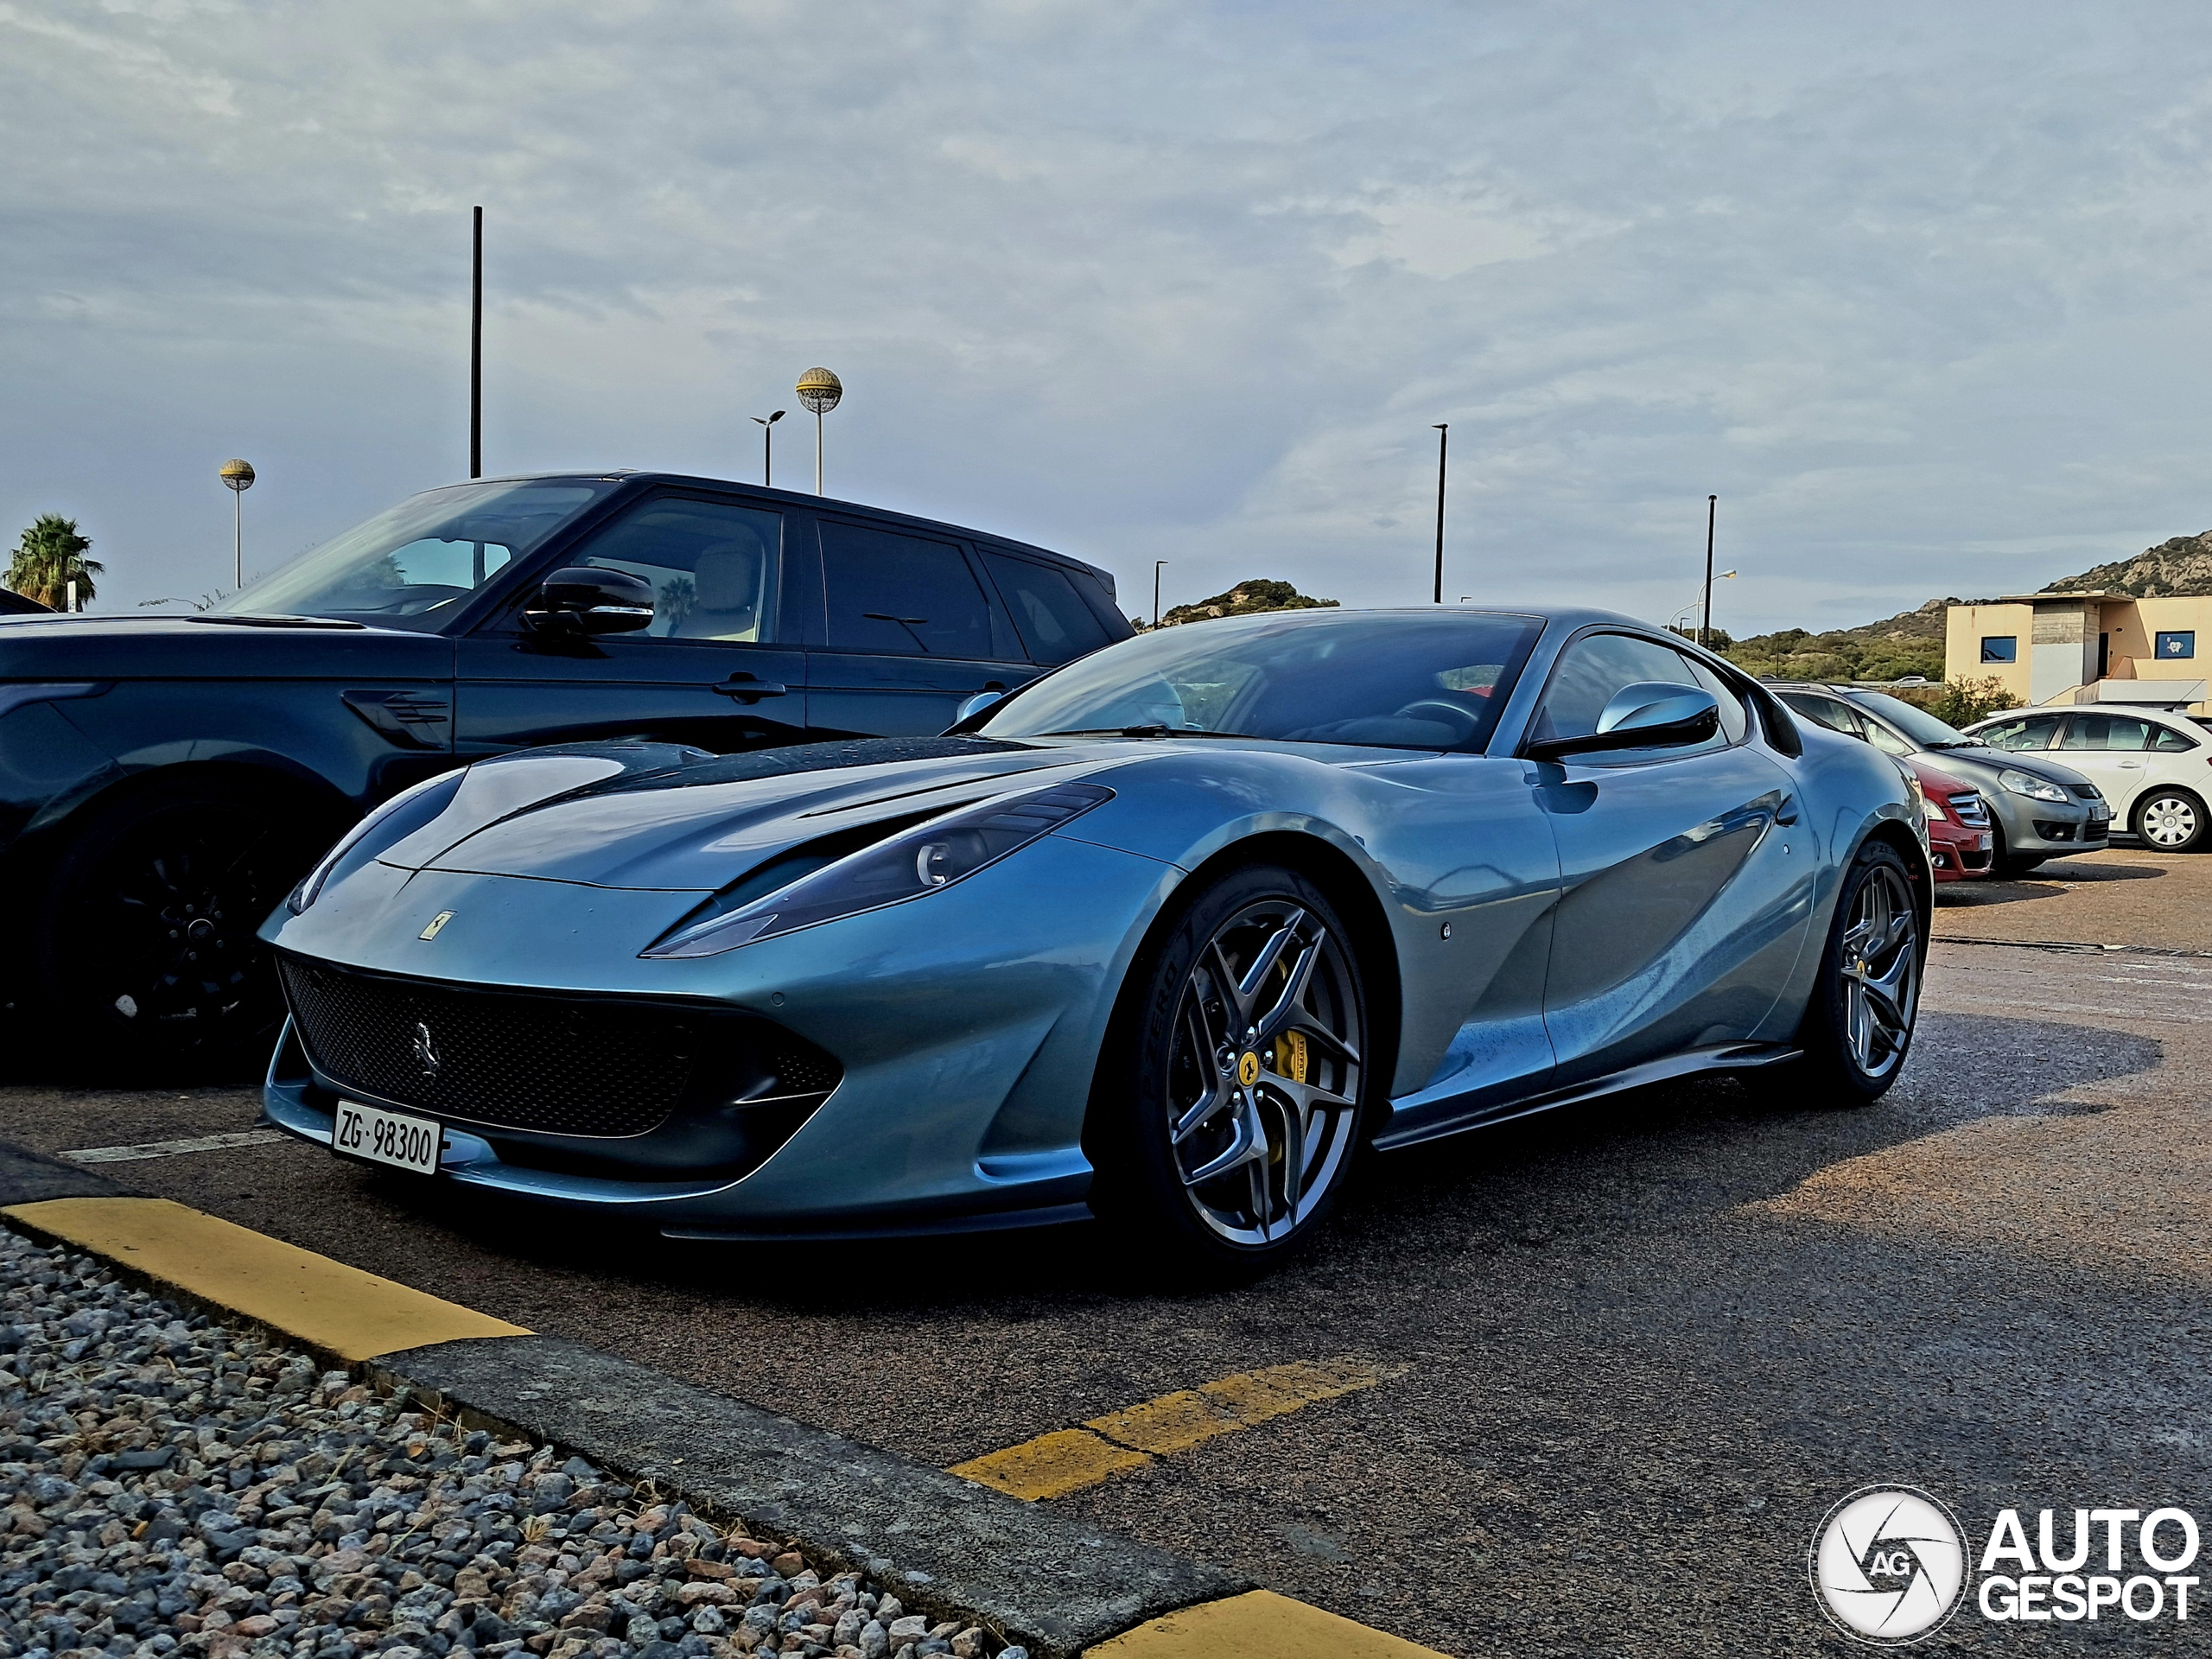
[332,1101,444,1176]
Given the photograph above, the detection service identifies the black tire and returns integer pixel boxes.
[1087,864,1373,1276]
[1988,823,2045,878]
[2133,787,2208,854]
[1787,841,1924,1108]
[35,777,338,1078]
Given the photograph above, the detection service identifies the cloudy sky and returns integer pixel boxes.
[6,1,2212,634]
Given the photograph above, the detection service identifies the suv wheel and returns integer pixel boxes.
[37,778,333,1076]
[2133,787,2206,853]
[1787,841,1923,1107]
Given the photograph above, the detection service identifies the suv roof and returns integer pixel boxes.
[480,470,1121,597]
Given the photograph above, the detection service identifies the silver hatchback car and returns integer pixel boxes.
[1772,684,2109,875]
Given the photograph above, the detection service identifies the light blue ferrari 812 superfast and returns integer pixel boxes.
[261,607,1927,1269]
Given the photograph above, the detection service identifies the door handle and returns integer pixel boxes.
[715,677,788,702]
[2118,760,2144,769]
[1774,796,1800,825]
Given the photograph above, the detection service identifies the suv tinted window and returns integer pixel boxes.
[823,522,1006,658]
[982,552,1112,665]
[566,497,783,643]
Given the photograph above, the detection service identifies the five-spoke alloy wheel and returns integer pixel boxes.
[1091,864,1371,1273]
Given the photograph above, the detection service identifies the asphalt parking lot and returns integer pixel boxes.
[3,843,2209,1656]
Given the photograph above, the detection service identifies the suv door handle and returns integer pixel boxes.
[715,676,788,702]
[1775,796,1800,825]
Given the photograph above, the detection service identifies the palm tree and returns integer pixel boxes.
[8,515,103,610]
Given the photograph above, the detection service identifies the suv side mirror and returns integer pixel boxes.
[1527,682,1720,761]
[523,568,656,635]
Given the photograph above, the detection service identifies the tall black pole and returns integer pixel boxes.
[470,207,483,480]
[1154,561,1168,629]
[763,422,772,487]
[1432,424,1449,603]
[1701,494,1717,647]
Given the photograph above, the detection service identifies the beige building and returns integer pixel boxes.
[1945,593,2212,715]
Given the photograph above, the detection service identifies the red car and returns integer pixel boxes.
[1910,757,1994,880]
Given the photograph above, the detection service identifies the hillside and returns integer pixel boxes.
[2044,531,2212,598]
[1721,598,1954,683]
[1159,578,1338,627]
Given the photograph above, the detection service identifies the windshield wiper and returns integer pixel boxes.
[188,613,367,631]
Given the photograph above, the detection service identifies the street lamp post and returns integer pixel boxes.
[1701,494,1717,647]
[795,368,842,495]
[1432,424,1449,604]
[470,207,483,480]
[1672,570,1736,639]
[753,410,785,487]
[219,459,256,590]
[1154,561,1169,629]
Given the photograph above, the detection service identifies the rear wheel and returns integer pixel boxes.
[1089,865,1370,1275]
[1788,842,1923,1108]
[2133,787,2207,853]
[36,779,334,1077]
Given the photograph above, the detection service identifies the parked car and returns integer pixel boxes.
[1769,684,2107,876]
[263,607,1925,1270]
[0,473,1128,1070]
[1962,704,2212,854]
[1904,758,1994,880]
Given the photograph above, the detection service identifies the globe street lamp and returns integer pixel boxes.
[219,459,256,590]
[753,410,785,487]
[795,368,842,495]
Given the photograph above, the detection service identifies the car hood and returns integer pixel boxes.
[380,736,1145,892]
[1916,745,2098,791]
[0,613,449,680]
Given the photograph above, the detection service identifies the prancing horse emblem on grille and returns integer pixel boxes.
[412,1021,441,1077]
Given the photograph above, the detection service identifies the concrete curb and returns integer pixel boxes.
[0,1137,1440,1656]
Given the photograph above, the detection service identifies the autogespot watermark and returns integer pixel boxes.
[1811,1484,2202,1643]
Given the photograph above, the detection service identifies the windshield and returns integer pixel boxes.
[981,609,1544,752]
[213,480,615,631]
[1850,691,1973,748]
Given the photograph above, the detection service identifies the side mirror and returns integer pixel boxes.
[1527,682,1720,761]
[953,689,1006,724]
[523,568,656,635]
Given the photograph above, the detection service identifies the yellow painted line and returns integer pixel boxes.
[950,1356,1385,1501]
[3,1197,529,1363]
[946,1427,1152,1503]
[1084,1589,1446,1657]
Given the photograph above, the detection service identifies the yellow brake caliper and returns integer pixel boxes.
[1271,1029,1308,1084]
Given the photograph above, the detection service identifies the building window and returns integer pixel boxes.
[2155,630,2196,661]
[1980,636,2018,664]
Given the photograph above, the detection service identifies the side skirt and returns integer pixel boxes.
[1369,1041,1803,1153]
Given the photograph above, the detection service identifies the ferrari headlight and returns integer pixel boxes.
[288,770,465,915]
[641,781,1115,959]
[1998,768,2069,804]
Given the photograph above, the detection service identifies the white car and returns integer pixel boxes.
[1963,704,2211,852]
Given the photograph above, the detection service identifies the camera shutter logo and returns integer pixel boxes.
[1810,1485,1967,1644]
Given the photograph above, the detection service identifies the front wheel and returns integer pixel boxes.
[1088,865,1371,1275]
[1788,842,1923,1108]
[1989,823,2045,878]
[2133,787,2207,853]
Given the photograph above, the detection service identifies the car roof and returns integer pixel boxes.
[1961,703,2201,730]
[446,470,1122,590]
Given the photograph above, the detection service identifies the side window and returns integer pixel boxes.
[2060,715,2152,752]
[1779,693,1862,738]
[1683,658,1748,743]
[2152,725,2200,753]
[982,552,1112,665]
[1864,721,1914,759]
[1976,713,2062,751]
[1529,632,1708,753]
[563,498,782,644]
[821,522,1007,658]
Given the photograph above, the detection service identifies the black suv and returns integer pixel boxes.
[0,472,1128,1070]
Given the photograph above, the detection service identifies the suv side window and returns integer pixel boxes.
[1684,658,1749,744]
[981,551,1112,665]
[1529,632,1717,757]
[822,521,1012,659]
[1976,713,2063,750]
[562,497,783,643]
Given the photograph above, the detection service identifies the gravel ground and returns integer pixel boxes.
[0,1230,1017,1659]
